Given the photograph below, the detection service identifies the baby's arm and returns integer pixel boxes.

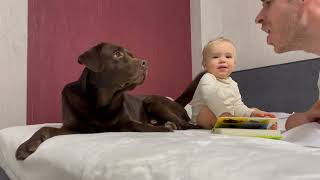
[233,82,274,117]
[250,108,276,118]
[233,86,254,117]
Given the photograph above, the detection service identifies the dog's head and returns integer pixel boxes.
[78,42,148,107]
[79,42,148,89]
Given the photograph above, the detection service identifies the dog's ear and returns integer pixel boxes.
[79,68,116,107]
[78,43,105,72]
[79,68,89,93]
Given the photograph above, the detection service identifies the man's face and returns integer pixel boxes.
[255,0,305,53]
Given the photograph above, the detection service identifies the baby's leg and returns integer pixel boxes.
[196,106,217,129]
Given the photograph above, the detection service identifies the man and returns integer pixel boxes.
[255,0,320,130]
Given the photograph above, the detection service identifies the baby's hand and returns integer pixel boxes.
[219,112,234,117]
[251,108,276,118]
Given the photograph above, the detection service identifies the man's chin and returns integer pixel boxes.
[274,47,291,54]
[271,41,293,54]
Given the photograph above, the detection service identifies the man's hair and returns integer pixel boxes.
[202,37,236,66]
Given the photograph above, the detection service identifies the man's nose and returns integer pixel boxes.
[255,9,264,24]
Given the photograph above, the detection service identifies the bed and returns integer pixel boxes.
[1,118,320,180]
[1,58,320,180]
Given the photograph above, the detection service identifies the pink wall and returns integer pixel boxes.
[28,0,192,124]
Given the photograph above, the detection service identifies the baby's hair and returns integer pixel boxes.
[202,37,236,66]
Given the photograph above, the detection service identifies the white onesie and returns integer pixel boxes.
[190,73,254,124]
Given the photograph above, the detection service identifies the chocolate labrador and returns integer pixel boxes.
[15,42,205,160]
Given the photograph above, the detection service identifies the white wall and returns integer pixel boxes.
[190,0,317,77]
[0,0,27,129]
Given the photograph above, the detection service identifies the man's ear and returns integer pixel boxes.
[78,43,105,72]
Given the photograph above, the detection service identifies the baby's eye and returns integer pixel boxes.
[212,56,219,59]
[226,56,232,59]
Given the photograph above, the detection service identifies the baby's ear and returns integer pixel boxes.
[201,63,207,70]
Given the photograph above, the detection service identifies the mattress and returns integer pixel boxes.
[1,117,320,180]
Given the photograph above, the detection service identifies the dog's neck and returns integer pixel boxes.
[84,85,124,110]
[96,89,124,111]
[79,68,126,110]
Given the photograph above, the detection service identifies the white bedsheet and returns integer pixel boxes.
[283,122,320,148]
[1,123,320,180]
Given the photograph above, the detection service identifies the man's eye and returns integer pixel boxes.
[263,0,272,7]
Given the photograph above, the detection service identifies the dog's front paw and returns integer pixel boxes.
[165,121,178,131]
[185,123,201,129]
[15,140,41,160]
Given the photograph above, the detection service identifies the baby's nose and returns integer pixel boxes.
[219,58,226,63]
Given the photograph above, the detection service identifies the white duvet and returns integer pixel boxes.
[1,122,320,180]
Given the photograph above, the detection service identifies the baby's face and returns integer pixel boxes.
[204,42,236,79]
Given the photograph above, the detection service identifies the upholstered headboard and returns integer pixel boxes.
[231,58,320,113]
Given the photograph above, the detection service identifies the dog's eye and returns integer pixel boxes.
[113,51,124,58]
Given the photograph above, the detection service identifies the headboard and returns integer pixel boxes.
[231,58,320,113]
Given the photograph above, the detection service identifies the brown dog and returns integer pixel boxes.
[15,42,205,160]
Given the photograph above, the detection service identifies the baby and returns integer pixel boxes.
[190,37,275,129]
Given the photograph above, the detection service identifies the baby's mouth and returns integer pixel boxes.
[218,65,228,70]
